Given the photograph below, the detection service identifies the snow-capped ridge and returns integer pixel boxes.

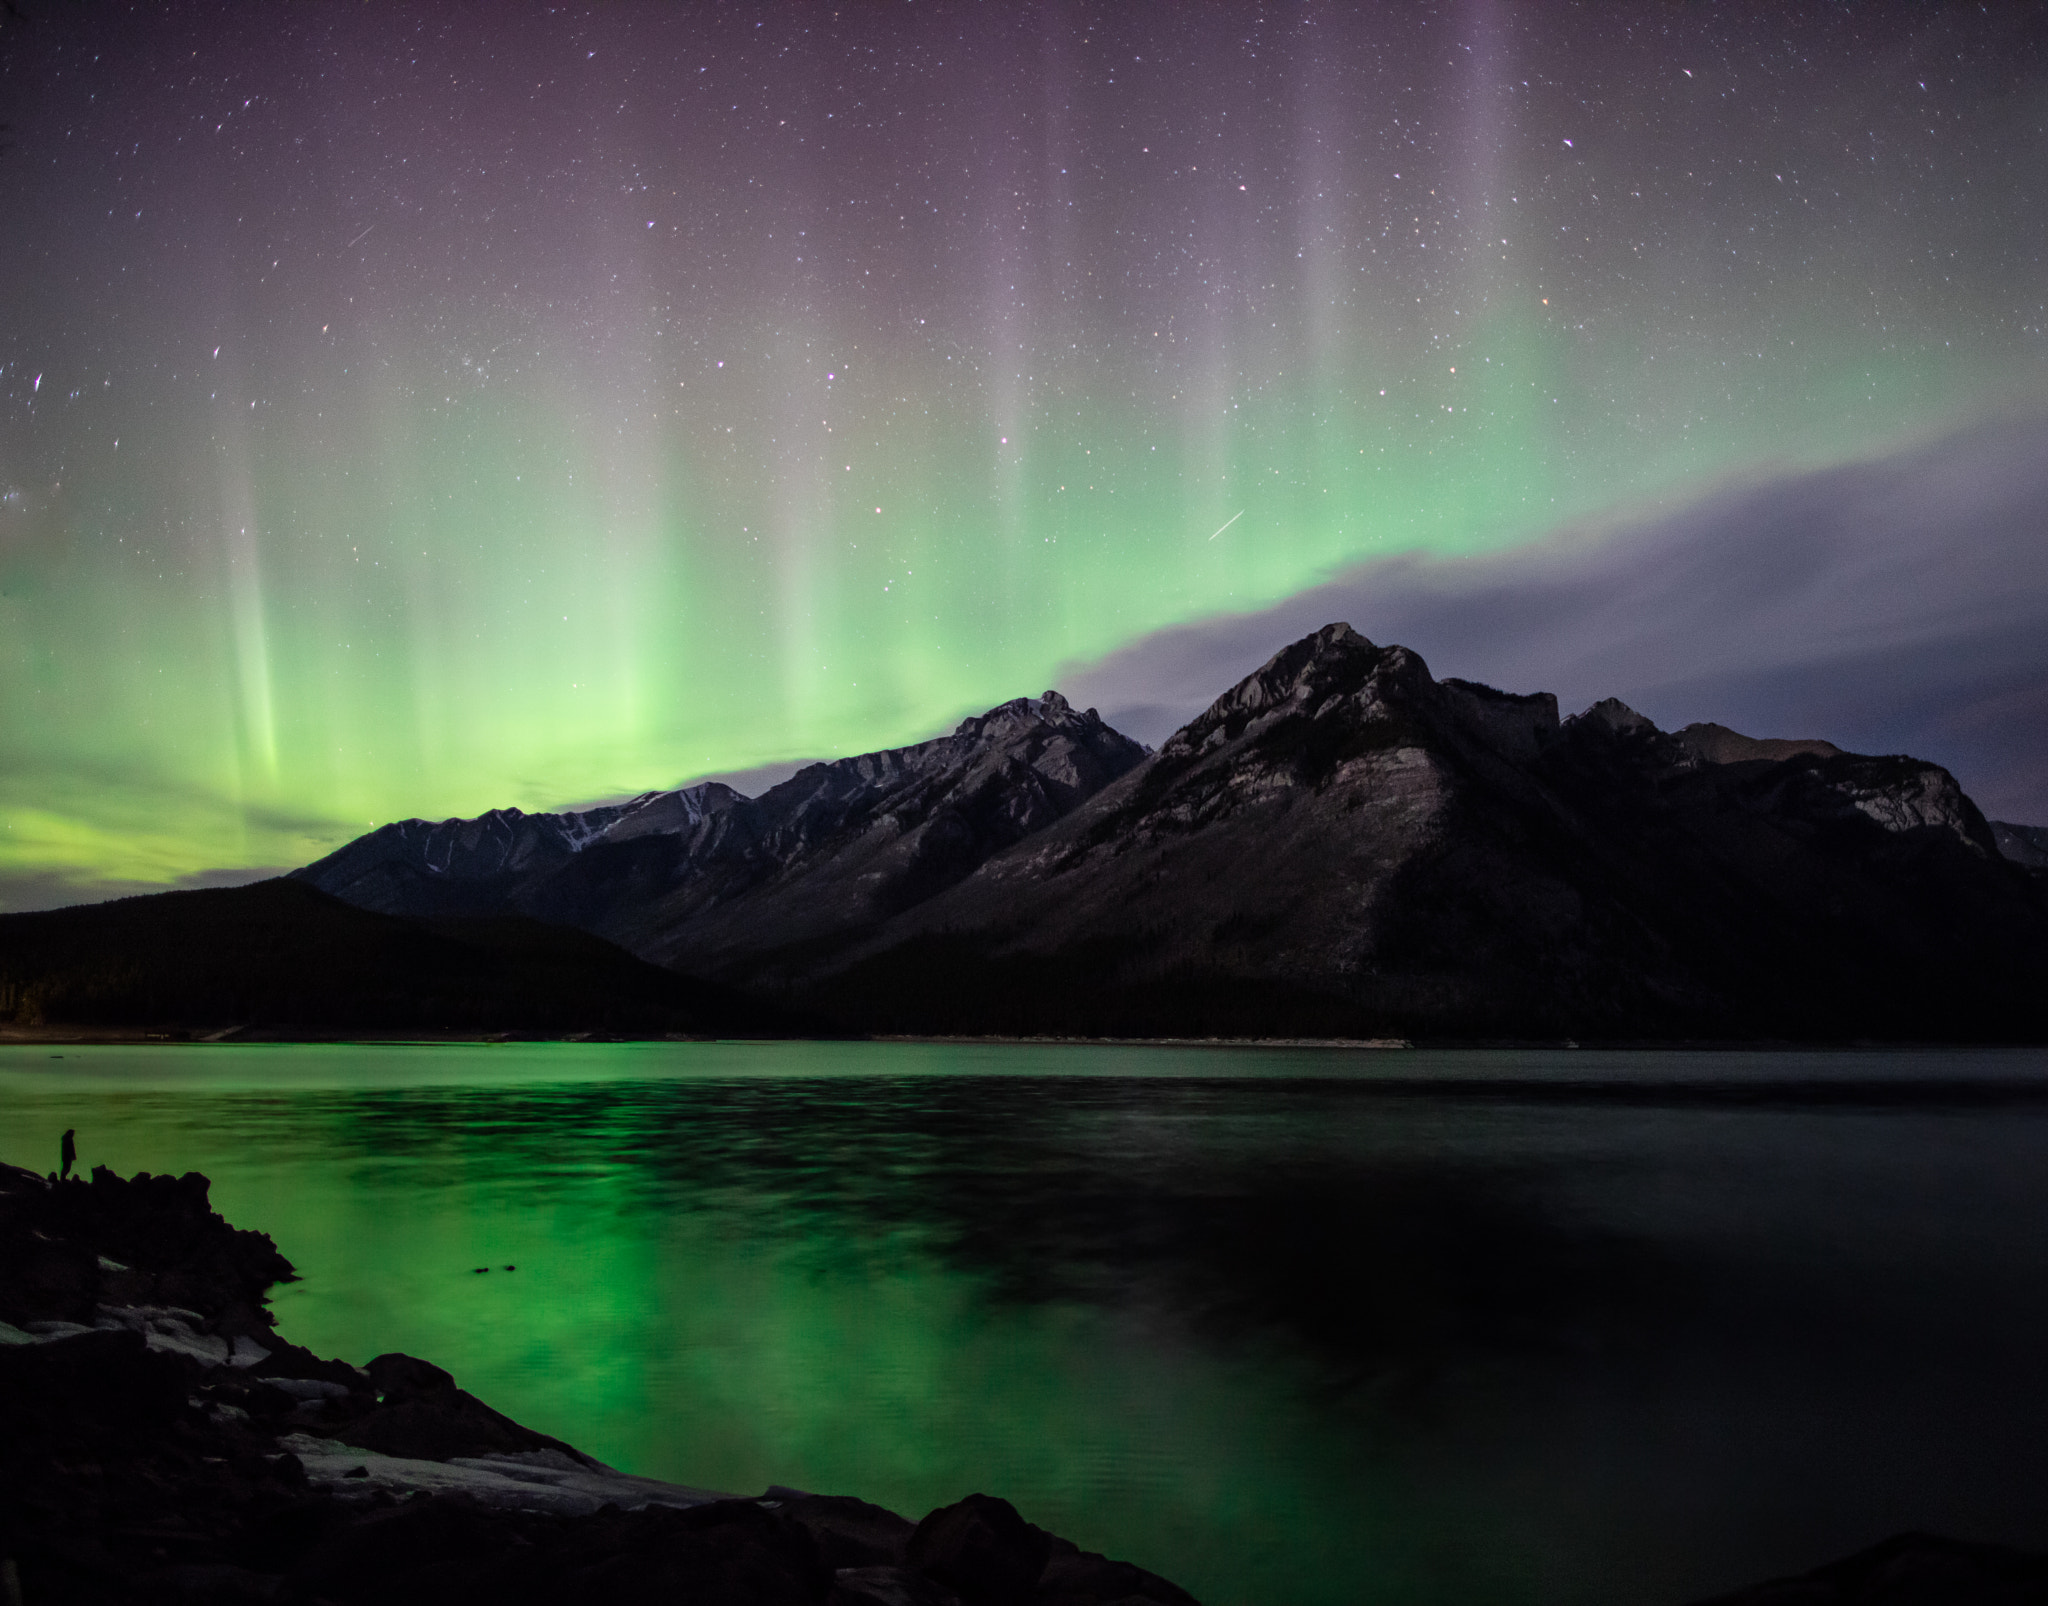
[292,691,1148,935]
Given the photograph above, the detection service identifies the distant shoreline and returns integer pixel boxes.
[5,1026,2045,1051]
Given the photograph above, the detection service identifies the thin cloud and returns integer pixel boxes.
[1060,414,2048,823]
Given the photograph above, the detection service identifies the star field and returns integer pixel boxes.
[2,3,2045,901]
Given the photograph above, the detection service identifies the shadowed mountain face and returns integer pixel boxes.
[789,625,2048,1040]
[294,692,1150,984]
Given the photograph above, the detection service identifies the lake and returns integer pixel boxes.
[5,1041,2048,1605]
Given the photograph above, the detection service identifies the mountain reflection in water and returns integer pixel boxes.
[3,1042,2047,1606]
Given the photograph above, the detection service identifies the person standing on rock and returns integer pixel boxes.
[59,1128,76,1181]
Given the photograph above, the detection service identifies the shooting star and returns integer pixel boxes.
[1207,509,1245,541]
[346,224,376,247]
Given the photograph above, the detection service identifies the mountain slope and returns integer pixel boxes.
[782,625,2048,1040]
[0,879,789,1036]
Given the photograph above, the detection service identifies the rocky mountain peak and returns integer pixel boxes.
[766,689,1141,823]
[1158,623,1440,767]
[588,782,748,845]
[1218,621,1382,710]
[950,687,1098,742]
[1570,697,1663,738]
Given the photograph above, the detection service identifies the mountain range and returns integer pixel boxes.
[267,622,2048,1042]
[296,689,1148,981]
[2,622,2040,1039]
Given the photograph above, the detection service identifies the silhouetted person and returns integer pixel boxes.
[59,1128,76,1181]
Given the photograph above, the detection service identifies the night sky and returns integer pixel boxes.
[4,3,2046,908]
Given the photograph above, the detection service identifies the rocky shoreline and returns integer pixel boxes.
[6,1161,2047,1605]
[0,1161,1197,1605]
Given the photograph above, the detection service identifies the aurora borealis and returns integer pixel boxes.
[4,4,2046,907]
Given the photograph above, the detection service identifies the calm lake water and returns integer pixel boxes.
[5,1041,2048,1605]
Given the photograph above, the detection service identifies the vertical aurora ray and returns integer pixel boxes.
[1,2,2044,904]
[219,432,280,796]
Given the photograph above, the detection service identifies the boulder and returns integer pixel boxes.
[906,1494,1051,1606]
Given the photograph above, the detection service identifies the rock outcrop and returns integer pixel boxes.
[0,1162,1196,1605]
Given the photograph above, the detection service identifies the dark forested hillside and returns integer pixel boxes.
[0,879,790,1036]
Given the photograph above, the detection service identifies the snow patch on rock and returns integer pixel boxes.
[276,1433,731,1516]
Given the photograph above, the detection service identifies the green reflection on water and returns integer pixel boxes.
[0,1042,1498,1606]
[10,1041,2048,1606]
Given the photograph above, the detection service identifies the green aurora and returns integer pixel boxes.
[2,5,2043,903]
